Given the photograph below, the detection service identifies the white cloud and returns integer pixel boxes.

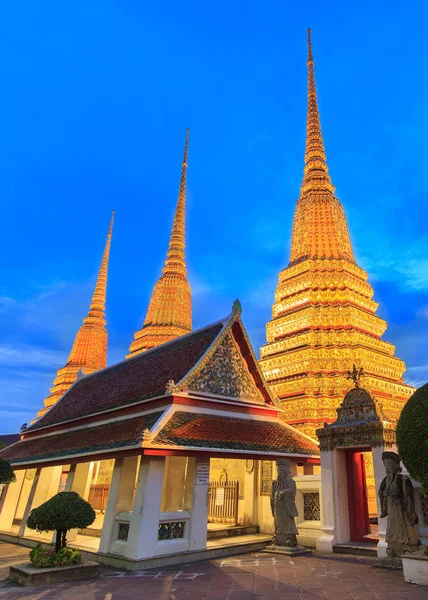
[0,345,67,368]
[355,233,428,291]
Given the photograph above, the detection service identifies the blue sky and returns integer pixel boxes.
[1,1,428,433]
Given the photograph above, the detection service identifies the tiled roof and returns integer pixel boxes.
[152,411,319,455]
[1,412,163,465]
[31,322,224,430]
[0,434,20,446]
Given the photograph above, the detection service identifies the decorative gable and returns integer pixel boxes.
[186,332,262,403]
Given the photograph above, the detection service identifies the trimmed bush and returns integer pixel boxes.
[397,382,428,494]
[27,491,95,552]
[29,544,82,568]
[0,459,16,485]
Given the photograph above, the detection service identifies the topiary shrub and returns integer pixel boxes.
[29,544,82,568]
[0,459,16,485]
[27,491,96,552]
[397,382,428,495]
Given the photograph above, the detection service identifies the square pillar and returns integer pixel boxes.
[125,456,165,559]
[19,466,62,538]
[99,456,139,554]
[243,463,257,526]
[66,461,95,542]
[0,470,25,531]
[69,462,94,499]
[186,458,209,551]
[316,449,349,552]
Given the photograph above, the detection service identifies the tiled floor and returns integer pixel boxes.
[1,541,428,599]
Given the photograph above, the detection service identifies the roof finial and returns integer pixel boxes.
[232,298,242,316]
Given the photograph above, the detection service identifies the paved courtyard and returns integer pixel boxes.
[0,542,427,600]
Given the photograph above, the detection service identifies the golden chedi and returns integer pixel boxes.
[259,31,413,438]
[127,130,192,356]
[37,211,114,418]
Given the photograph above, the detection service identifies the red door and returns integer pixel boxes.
[345,450,370,542]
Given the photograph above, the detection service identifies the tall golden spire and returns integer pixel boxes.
[288,29,354,266]
[260,30,413,443]
[36,211,114,418]
[127,130,192,357]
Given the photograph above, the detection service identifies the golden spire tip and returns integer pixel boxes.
[307,28,313,62]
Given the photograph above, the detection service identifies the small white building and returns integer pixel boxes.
[0,304,321,569]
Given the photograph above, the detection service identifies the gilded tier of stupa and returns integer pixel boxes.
[37,211,114,418]
[259,31,414,438]
[127,129,192,356]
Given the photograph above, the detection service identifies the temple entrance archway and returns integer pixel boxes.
[316,385,397,557]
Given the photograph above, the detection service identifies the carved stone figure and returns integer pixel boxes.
[270,459,299,547]
[379,451,420,557]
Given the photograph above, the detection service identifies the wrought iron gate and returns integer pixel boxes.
[208,480,239,524]
[88,483,109,513]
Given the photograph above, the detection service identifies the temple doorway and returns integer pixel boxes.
[345,449,378,543]
[207,458,258,539]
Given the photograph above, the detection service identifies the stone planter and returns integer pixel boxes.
[9,561,99,586]
[402,551,428,586]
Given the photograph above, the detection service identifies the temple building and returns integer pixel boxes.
[0,302,321,567]
[127,129,192,357]
[36,212,114,418]
[259,30,414,442]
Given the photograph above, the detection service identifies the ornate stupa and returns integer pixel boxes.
[259,30,413,438]
[36,211,114,418]
[127,130,192,356]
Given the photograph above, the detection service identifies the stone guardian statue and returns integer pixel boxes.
[379,451,420,558]
[270,459,299,547]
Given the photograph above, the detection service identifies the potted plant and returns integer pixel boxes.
[397,382,428,585]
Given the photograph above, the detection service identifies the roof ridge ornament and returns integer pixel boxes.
[165,379,176,394]
[232,298,242,317]
[141,428,152,446]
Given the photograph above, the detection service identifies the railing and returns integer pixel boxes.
[88,483,110,513]
[208,480,239,524]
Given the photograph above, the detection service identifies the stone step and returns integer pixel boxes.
[207,525,260,540]
[333,542,377,557]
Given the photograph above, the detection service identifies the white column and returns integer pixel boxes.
[99,456,139,554]
[69,462,94,499]
[66,461,95,542]
[316,449,349,552]
[317,450,335,552]
[125,457,165,559]
[243,463,256,526]
[187,458,209,551]
[19,466,62,538]
[372,445,389,558]
[64,464,76,492]
[0,470,25,531]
